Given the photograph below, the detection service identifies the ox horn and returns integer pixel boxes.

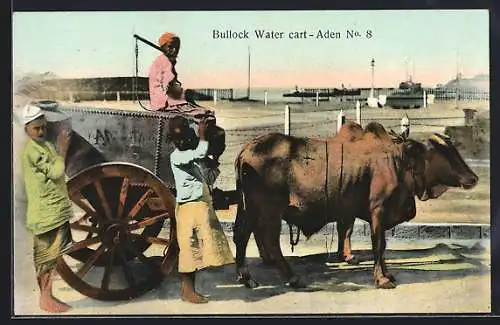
[435,133,451,140]
[430,133,448,146]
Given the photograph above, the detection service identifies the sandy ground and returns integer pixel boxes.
[13,226,491,315]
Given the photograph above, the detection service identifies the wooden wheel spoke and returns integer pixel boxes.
[130,233,171,247]
[117,177,130,219]
[72,212,91,225]
[116,246,136,287]
[72,192,101,222]
[127,189,154,220]
[146,197,166,211]
[76,244,106,278]
[70,222,99,234]
[85,226,96,239]
[117,246,137,288]
[101,247,115,290]
[61,236,102,255]
[93,180,113,220]
[129,212,169,231]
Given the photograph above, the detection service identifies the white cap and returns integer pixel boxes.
[22,104,45,125]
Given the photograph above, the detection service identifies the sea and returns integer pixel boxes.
[230,87,394,103]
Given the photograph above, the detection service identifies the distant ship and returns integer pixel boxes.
[385,79,426,109]
[283,85,361,98]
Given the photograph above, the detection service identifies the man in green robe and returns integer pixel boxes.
[22,104,73,313]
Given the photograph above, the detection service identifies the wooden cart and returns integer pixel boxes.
[40,101,235,301]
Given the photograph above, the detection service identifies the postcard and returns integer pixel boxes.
[12,9,491,316]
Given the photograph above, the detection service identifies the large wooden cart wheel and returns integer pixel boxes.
[56,162,179,301]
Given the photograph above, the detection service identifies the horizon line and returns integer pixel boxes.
[14,72,490,90]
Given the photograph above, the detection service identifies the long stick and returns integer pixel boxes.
[247,46,251,99]
[133,34,168,55]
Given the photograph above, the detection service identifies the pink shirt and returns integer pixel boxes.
[148,54,187,110]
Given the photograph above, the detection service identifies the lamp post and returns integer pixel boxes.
[370,58,375,99]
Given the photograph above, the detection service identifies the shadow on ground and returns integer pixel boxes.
[61,241,490,309]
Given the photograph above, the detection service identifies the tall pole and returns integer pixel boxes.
[356,100,361,124]
[370,58,375,98]
[455,50,460,109]
[284,105,290,135]
[412,59,415,82]
[405,58,409,81]
[247,46,251,99]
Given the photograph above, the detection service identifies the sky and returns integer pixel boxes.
[12,10,489,88]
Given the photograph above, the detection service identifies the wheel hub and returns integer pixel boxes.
[100,223,130,248]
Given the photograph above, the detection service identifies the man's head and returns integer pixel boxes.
[23,104,47,143]
[168,115,197,151]
[158,32,180,60]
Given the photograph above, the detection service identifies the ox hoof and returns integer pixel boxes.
[344,255,360,265]
[375,277,397,289]
[387,274,397,283]
[237,276,259,289]
[287,276,307,289]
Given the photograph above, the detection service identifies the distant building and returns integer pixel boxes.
[442,74,489,93]
[434,74,489,100]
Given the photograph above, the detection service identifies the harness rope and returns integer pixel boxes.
[287,138,342,254]
[287,138,302,252]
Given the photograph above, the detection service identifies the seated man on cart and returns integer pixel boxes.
[148,31,225,179]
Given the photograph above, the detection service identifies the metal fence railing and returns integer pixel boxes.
[20,88,235,102]
[425,88,489,101]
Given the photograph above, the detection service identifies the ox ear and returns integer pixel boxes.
[389,129,406,144]
[390,127,407,139]
[402,139,427,171]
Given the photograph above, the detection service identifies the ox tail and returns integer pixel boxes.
[234,150,247,213]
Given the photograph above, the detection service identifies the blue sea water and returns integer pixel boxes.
[231,87,394,103]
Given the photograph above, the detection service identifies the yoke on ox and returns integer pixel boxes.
[233,121,478,289]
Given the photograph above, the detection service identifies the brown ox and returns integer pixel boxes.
[232,121,478,289]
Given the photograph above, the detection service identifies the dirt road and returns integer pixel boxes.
[13,218,490,316]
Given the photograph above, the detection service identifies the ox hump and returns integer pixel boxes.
[249,133,296,157]
[364,122,390,140]
[337,121,364,141]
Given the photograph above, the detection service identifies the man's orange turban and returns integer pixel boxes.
[158,32,178,47]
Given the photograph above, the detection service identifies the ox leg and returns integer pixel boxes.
[336,217,360,265]
[233,205,259,289]
[259,216,306,289]
[370,210,397,289]
[253,228,273,265]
